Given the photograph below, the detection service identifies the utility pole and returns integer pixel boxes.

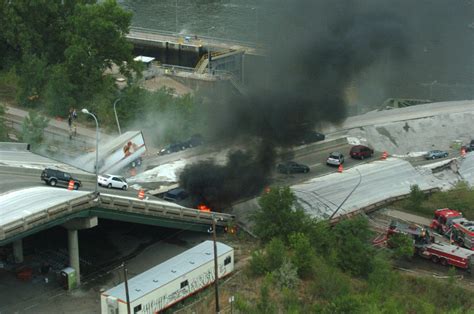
[123,263,131,314]
[212,216,220,313]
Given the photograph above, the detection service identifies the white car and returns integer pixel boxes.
[326,152,345,166]
[98,174,128,190]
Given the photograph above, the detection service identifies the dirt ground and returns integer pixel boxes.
[0,231,249,314]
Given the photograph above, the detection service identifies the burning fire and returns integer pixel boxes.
[198,204,211,212]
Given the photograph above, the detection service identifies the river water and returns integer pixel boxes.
[120,0,261,42]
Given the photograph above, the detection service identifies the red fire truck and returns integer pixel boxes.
[388,220,474,272]
[430,208,464,234]
[430,208,474,250]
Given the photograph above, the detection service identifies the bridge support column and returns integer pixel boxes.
[12,239,23,263]
[67,229,81,285]
[63,217,98,286]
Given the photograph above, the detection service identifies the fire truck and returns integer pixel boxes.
[387,220,474,272]
[430,208,474,250]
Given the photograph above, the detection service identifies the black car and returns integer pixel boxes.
[300,131,325,145]
[41,168,82,190]
[277,161,310,174]
[181,134,204,149]
[158,143,184,155]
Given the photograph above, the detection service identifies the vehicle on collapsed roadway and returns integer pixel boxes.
[180,134,204,149]
[163,187,189,202]
[425,150,448,160]
[98,174,128,190]
[326,152,345,166]
[277,161,310,174]
[40,168,82,190]
[158,142,184,155]
[349,145,374,160]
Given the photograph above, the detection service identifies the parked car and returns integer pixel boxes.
[425,150,448,160]
[300,131,326,145]
[277,161,310,174]
[350,145,374,159]
[326,152,345,166]
[41,168,82,190]
[163,188,189,202]
[98,174,128,190]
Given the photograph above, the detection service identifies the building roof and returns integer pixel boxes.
[134,56,155,63]
[103,240,233,302]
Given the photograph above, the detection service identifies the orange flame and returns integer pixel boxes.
[198,204,211,212]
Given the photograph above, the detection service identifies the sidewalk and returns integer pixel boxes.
[5,105,113,143]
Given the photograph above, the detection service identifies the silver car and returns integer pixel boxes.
[326,152,345,166]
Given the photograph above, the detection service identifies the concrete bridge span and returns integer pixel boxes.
[0,186,234,284]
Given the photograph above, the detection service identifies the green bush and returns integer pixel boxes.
[273,260,300,289]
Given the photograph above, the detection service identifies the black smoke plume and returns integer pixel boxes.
[180,0,408,209]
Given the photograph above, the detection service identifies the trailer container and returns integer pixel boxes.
[100,241,234,314]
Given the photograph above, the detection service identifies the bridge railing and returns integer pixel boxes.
[99,194,234,226]
[0,193,235,245]
[129,26,258,49]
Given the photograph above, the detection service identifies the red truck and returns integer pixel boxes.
[388,220,474,272]
[430,208,474,250]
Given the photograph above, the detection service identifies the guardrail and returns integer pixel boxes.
[0,193,235,245]
[129,26,258,48]
[329,187,440,225]
[0,193,96,244]
[99,194,235,227]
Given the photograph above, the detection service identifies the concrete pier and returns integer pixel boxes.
[12,239,23,263]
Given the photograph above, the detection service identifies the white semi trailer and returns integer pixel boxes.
[101,241,234,314]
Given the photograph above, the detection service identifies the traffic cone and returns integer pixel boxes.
[68,180,75,191]
[338,164,343,173]
[381,151,388,160]
[461,147,466,158]
[138,189,145,200]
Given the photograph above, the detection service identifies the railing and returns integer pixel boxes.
[0,193,235,244]
[129,26,258,48]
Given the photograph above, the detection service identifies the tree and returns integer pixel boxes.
[289,232,315,278]
[21,111,49,149]
[252,186,307,243]
[333,216,375,276]
[0,104,8,141]
[387,232,414,259]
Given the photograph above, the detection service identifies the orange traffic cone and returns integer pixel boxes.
[381,151,388,160]
[68,180,75,191]
[338,164,343,173]
[461,147,466,158]
[138,189,145,200]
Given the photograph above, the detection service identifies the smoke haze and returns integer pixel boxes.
[179,0,411,209]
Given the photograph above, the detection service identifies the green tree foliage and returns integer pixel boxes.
[256,275,276,314]
[253,186,307,243]
[21,111,49,148]
[248,238,287,276]
[289,232,315,278]
[310,257,352,301]
[387,232,415,259]
[273,260,299,289]
[333,216,375,276]
[16,54,48,108]
[0,104,8,141]
[0,0,135,114]
[406,184,426,212]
